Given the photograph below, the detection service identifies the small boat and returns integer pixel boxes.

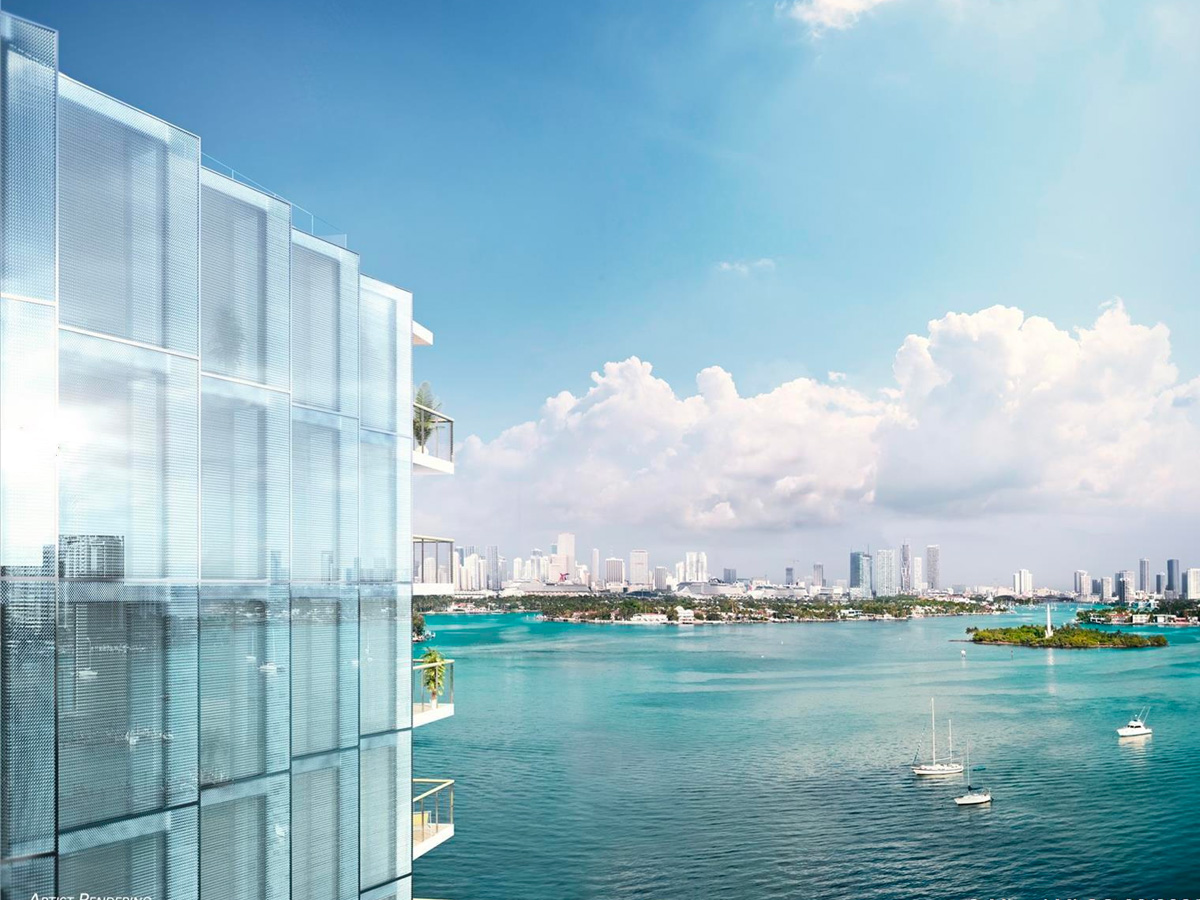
[912,699,964,776]
[954,744,992,806]
[1117,707,1152,738]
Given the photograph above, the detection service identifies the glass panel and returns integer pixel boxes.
[359,431,396,583]
[199,779,289,900]
[291,751,357,900]
[359,585,410,735]
[58,807,198,900]
[58,77,199,353]
[292,407,357,583]
[0,14,57,303]
[358,278,402,433]
[0,581,55,858]
[291,588,358,757]
[359,732,412,891]
[201,377,289,581]
[291,231,357,415]
[0,299,56,574]
[56,583,198,830]
[200,586,289,786]
[200,170,290,387]
[59,331,199,581]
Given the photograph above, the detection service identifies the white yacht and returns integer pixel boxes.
[954,744,992,806]
[912,699,964,776]
[1117,708,1152,738]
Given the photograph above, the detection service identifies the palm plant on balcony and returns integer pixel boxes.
[413,381,440,453]
[420,646,447,709]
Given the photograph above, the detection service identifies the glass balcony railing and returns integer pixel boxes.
[413,402,453,467]
[413,536,455,596]
[412,778,455,859]
[412,657,454,726]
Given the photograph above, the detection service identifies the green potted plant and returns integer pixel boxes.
[420,646,447,709]
[413,382,440,452]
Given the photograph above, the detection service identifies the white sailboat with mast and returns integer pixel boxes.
[954,742,992,806]
[912,698,964,776]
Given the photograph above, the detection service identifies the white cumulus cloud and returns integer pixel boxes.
[417,302,1200,550]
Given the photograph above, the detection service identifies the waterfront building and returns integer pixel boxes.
[591,548,601,589]
[850,550,873,598]
[900,542,913,593]
[1013,569,1034,597]
[556,532,577,584]
[1118,570,1135,604]
[925,545,940,592]
[876,549,899,597]
[1101,576,1114,601]
[0,11,455,896]
[1074,570,1090,598]
[1139,558,1151,593]
[812,563,824,589]
[630,550,650,586]
[654,566,670,591]
[605,557,626,586]
[785,567,795,586]
[1156,572,1166,596]
[1187,568,1200,601]
[1167,558,1181,597]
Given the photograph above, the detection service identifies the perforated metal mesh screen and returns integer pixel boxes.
[0,15,57,304]
[58,77,199,353]
[201,170,290,388]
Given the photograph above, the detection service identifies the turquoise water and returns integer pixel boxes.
[412,611,1200,899]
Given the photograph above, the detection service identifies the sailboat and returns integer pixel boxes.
[912,699,964,776]
[954,743,992,806]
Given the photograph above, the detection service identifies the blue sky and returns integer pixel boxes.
[17,0,1200,584]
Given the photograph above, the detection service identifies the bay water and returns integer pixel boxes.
[413,610,1200,899]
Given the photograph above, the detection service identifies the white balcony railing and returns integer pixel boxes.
[413,778,455,859]
[412,658,454,727]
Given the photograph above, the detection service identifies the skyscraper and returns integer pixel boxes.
[591,547,601,589]
[630,549,650,586]
[487,545,501,590]
[1168,558,1181,596]
[1118,570,1135,604]
[1074,570,1090,598]
[925,545,940,592]
[1014,569,1034,596]
[912,557,923,594]
[784,567,795,586]
[1139,558,1151,593]
[900,542,912,593]
[850,550,872,597]
[0,12,447,894]
[605,557,626,585]
[556,532,576,583]
[723,567,737,584]
[876,549,899,597]
[1156,573,1166,595]
[697,551,709,583]
[812,563,825,589]
[654,566,670,590]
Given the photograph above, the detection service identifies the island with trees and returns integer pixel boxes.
[967,623,1167,649]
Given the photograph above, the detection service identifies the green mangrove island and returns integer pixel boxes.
[967,623,1167,649]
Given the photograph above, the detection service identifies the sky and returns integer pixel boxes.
[16,0,1200,588]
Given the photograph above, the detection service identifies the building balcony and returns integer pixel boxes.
[412,778,454,860]
[413,403,454,475]
[412,657,454,727]
[413,535,455,597]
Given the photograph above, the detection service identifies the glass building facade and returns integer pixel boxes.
[0,12,418,899]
